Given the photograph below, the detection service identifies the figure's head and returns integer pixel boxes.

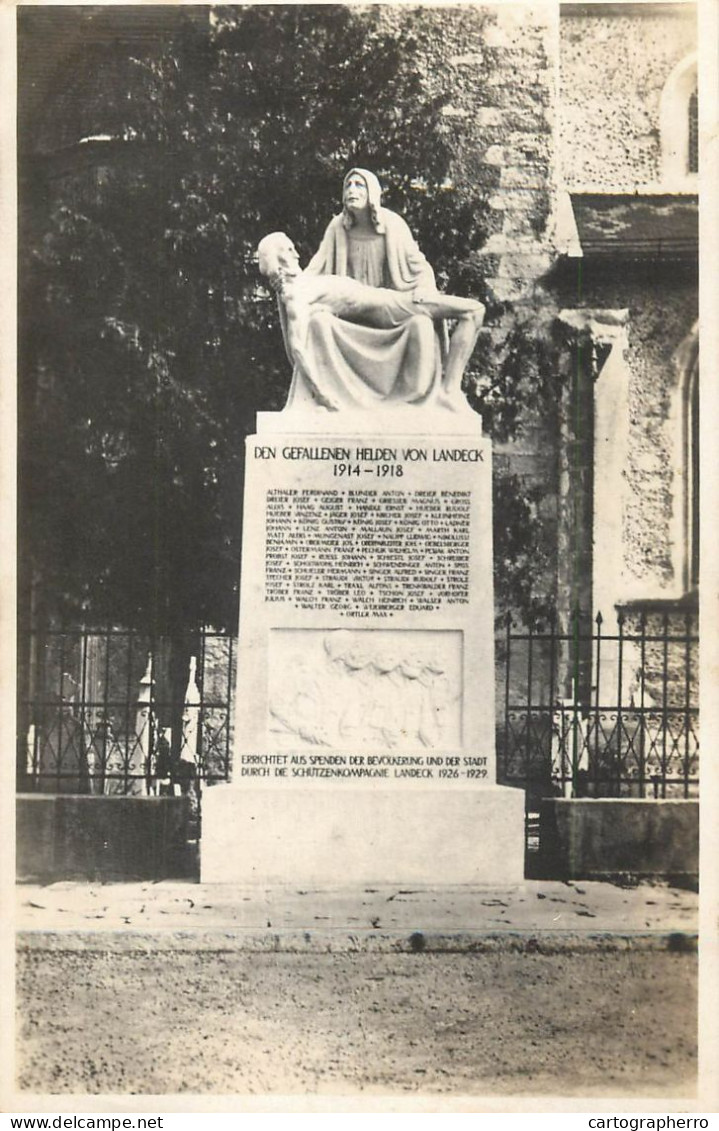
[373,649,399,675]
[323,629,354,664]
[344,645,372,672]
[343,171,370,213]
[257,232,300,279]
[399,654,424,680]
[341,168,385,233]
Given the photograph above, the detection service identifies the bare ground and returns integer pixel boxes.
[16,947,697,1097]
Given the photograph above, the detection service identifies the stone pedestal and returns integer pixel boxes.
[202,409,525,885]
[202,787,524,886]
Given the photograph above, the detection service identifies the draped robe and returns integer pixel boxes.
[281,209,448,411]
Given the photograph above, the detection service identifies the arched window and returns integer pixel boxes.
[688,89,698,175]
[659,53,698,188]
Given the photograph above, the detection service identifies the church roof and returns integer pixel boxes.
[569,193,698,260]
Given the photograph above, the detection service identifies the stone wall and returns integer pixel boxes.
[380,4,559,301]
[17,794,194,882]
[620,278,697,598]
[553,262,698,605]
[539,798,698,882]
[560,4,697,191]
[550,6,699,612]
[471,3,558,299]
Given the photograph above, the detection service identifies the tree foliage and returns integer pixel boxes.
[20,5,554,634]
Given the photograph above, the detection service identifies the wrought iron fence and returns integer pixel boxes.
[497,606,699,803]
[19,609,699,813]
[18,626,235,795]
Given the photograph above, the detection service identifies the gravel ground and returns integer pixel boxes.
[17,946,697,1097]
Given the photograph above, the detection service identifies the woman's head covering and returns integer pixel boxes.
[342,168,385,233]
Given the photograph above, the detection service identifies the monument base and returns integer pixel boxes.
[201,784,525,886]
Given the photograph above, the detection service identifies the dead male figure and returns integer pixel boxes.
[257,230,485,412]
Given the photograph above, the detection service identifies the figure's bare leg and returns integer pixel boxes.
[442,308,485,397]
[413,293,484,320]
[394,314,437,400]
[409,293,485,397]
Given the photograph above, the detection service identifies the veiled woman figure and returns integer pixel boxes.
[273,169,484,411]
[306,168,440,297]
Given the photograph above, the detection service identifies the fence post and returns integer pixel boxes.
[197,632,208,781]
[135,655,154,796]
[592,611,603,796]
[78,630,90,788]
[501,610,512,784]
[56,637,69,793]
[181,656,201,765]
[569,606,581,798]
[123,630,135,791]
[224,634,235,781]
[683,610,693,798]
[638,611,648,797]
[547,610,565,796]
[525,613,534,799]
[615,610,625,797]
[25,724,37,785]
[659,611,670,799]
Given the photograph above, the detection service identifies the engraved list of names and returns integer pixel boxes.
[264,487,471,616]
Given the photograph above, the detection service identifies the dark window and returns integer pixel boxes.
[688,90,698,174]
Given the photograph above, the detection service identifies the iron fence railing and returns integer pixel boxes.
[497,607,699,802]
[19,608,699,810]
[18,626,235,794]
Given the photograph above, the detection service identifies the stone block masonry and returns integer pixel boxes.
[377,4,558,301]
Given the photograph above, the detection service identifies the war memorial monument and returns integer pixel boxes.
[202,170,525,884]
